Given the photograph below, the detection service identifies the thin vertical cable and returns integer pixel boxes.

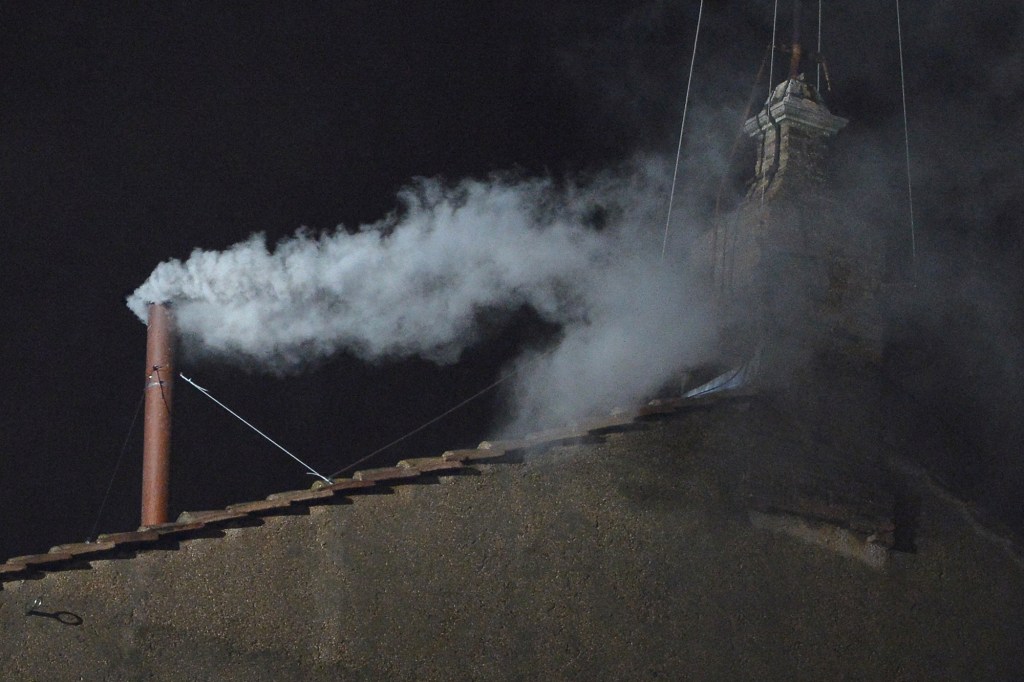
[767,0,780,100]
[895,0,917,269]
[88,392,146,541]
[816,0,822,92]
[761,0,781,207]
[661,0,705,260]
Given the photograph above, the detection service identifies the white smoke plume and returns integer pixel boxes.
[127,158,715,430]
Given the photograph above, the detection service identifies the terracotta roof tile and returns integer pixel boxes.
[478,426,603,451]
[49,541,116,557]
[266,487,337,503]
[97,529,161,546]
[397,457,465,474]
[140,521,208,537]
[352,466,421,483]
[0,562,27,575]
[6,552,73,568]
[313,478,377,493]
[442,448,506,462]
[477,438,531,452]
[177,509,250,525]
[225,498,295,514]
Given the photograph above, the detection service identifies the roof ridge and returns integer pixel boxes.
[0,392,733,587]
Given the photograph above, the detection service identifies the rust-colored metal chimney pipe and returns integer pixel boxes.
[141,302,175,527]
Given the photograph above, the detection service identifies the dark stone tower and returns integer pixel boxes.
[714,75,885,384]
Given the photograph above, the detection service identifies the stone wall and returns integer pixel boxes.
[1,409,1022,681]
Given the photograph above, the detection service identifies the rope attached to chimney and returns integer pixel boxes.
[87,391,146,542]
[326,344,561,479]
[179,373,332,484]
[327,366,517,479]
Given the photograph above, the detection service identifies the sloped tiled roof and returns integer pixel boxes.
[0,388,918,586]
[0,394,733,586]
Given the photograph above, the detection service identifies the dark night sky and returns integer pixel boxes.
[1,1,1021,560]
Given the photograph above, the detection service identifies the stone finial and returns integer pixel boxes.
[743,77,848,199]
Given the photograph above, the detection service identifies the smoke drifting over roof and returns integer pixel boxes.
[128,159,715,428]
[3,0,1020,563]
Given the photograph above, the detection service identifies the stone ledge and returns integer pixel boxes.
[750,510,888,569]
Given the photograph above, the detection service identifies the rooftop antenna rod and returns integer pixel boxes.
[816,0,822,92]
[789,0,803,79]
